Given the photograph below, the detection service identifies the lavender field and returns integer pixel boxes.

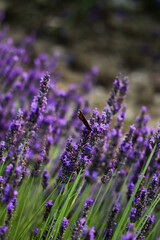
[0,2,160,240]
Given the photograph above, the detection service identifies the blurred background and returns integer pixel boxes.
[0,0,160,126]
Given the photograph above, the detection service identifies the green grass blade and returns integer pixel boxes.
[16,182,60,240]
[38,184,66,240]
[65,183,91,237]
[87,174,114,228]
[52,171,82,240]
[136,193,160,238]
[112,143,157,240]
[12,177,34,240]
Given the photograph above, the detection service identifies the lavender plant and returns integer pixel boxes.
[0,14,160,240]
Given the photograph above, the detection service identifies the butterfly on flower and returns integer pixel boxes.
[78,110,92,132]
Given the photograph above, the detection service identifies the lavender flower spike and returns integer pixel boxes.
[5,108,23,150]
[83,198,93,218]
[57,217,69,239]
[137,215,154,240]
[71,218,86,240]
[89,226,95,240]
[121,232,136,240]
[43,200,53,221]
[0,141,5,164]
[26,73,50,131]
[42,170,50,189]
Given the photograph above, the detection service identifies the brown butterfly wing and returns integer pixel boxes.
[78,110,92,131]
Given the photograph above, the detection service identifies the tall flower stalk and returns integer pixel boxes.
[0,16,160,240]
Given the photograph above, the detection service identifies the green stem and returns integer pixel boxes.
[136,193,160,238]
[12,177,34,240]
[16,182,60,240]
[112,143,157,240]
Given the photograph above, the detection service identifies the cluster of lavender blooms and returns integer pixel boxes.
[0,14,98,239]
[58,75,131,184]
[0,13,160,240]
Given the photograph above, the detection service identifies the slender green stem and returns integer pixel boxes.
[16,182,60,240]
[38,184,66,240]
[88,174,115,228]
[12,177,34,240]
[87,184,103,223]
[112,143,157,240]
[52,171,82,240]
[136,193,160,238]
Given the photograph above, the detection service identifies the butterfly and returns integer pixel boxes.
[78,110,92,132]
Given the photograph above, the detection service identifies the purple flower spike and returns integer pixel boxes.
[127,182,135,201]
[147,174,159,205]
[34,228,39,235]
[71,218,86,239]
[137,215,154,239]
[82,225,88,237]
[31,147,46,177]
[121,232,136,240]
[7,202,14,212]
[43,200,53,221]
[57,217,69,239]
[5,108,23,150]
[91,66,99,75]
[26,73,50,131]
[61,217,69,229]
[107,74,128,115]
[0,176,4,200]
[141,106,147,113]
[115,123,135,170]
[130,188,147,223]
[5,200,16,226]
[81,66,98,94]
[105,202,120,239]
[0,141,5,164]
[45,200,53,207]
[89,226,95,240]
[42,170,50,189]
[83,198,93,218]
[0,226,8,239]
